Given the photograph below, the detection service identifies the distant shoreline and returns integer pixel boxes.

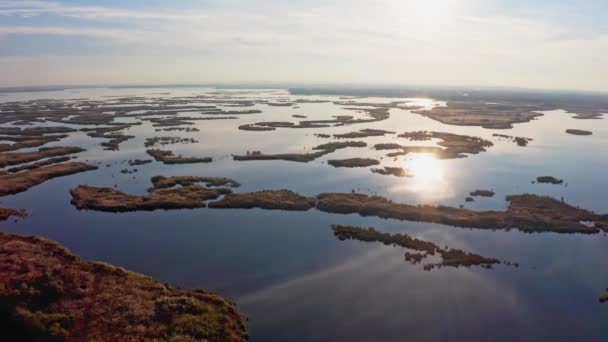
[2,83,608,97]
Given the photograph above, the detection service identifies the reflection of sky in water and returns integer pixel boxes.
[239,247,532,342]
[1,88,607,341]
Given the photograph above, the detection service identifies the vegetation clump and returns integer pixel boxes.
[0,134,68,153]
[565,129,592,136]
[492,133,533,146]
[237,121,330,130]
[233,141,366,163]
[238,109,391,131]
[0,162,97,196]
[0,126,76,136]
[233,150,332,162]
[6,156,72,173]
[317,193,608,234]
[312,141,367,151]
[536,176,563,185]
[85,127,134,151]
[411,101,546,129]
[267,102,294,107]
[333,129,395,139]
[147,149,212,164]
[145,136,199,148]
[69,175,608,234]
[0,232,247,341]
[331,225,502,270]
[0,147,84,168]
[371,166,411,177]
[600,289,608,303]
[71,175,235,212]
[394,131,494,159]
[470,190,495,197]
[208,190,316,211]
[150,176,241,191]
[70,175,239,214]
[128,159,152,166]
[0,207,27,221]
[373,131,493,159]
[156,127,200,132]
[376,145,445,158]
[238,124,275,131]
[327,158,380,168]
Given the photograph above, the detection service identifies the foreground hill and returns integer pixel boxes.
[0,232,248,342]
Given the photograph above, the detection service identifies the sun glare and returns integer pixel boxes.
[409,0,451,20]
[392,153,453,201]
[390,0,461,34]
[409,153,443,185]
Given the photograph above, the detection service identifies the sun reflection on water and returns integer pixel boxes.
[391,153,454,202]
[401,98,444,111]
[410,153,444,184]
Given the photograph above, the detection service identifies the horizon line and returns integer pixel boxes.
[1,82,607,96]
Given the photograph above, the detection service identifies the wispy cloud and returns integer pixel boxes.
[0,1,209,21]
[0,0,606,90]
[0,25,137,40]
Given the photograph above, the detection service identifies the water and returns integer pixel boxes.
[1,87,607,341]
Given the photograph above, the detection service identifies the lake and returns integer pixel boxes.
[1,87,607,341]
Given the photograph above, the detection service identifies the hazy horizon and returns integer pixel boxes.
[1,0,607,92]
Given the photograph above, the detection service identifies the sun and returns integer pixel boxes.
[388,0,461,33]
[408,0,453,20]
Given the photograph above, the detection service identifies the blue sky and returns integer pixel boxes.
[0,0,607,91]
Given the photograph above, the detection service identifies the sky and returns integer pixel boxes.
[0,0,607,91]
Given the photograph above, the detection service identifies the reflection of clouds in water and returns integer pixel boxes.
[239,245,535,341]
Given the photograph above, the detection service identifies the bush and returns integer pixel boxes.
[170,314,222,340]
[14,307,73,341]
[155,296,204,319]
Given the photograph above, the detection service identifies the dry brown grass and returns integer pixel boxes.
[208,190,316,210]
[565,129,592,136]
[0,134,69,153]
[0,162,97,196]
[71,185,230,212]
[371,167,412,177]
[147,149,212,164]
[378,131,494,159]
[0,147,84,168]
[412,101,546,129]
[233,150,332,162]
[0,207,27,221]
[327,158,380,168]
[0,232,248,341]
[318,193,608,233]
[600,289,608,303]
[331,224,502,270]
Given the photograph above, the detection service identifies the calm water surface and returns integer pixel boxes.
[1,88,607,341]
